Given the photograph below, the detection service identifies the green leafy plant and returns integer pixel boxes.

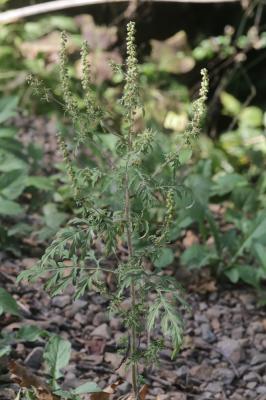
[10,334,102,400]
[19,22,208,399]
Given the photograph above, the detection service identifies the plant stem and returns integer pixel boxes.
[124,162,139,400]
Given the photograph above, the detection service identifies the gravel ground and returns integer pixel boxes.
[1,256,266,400]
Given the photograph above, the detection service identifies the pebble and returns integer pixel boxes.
[217,338,243,363]
[91,323,111,339]
[257,386,266,394]
[201,323,216,343]
[212,367,235,385]
[25,347,43,369]
[243,372,261,382]
[93,312,108,326]
[51,295,70,308]
[251,354,266,366]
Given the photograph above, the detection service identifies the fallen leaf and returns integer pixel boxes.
[9,360,58,400]
[90,378,123,400]
[119,384,149,400]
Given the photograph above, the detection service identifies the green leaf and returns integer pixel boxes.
[0,287,20,316]
[26,176,54,191]
[154,247,174,268]
[220,91,241,117]
[212,173,247,196]
[0,170,27,200]
[0,96,19,123]
[0,197,23,216]
[238,265,259,288]
[73,381,101,394]
[232,217,266,263]
[224,268,239,283]
[43,203,68,230]
[181,244,216,269]
[44,335,71,387]
[16,325,46,342]
[253,243,266,269]
[0,345,11,358]
[179,148,192,165]
[240,106,263,127]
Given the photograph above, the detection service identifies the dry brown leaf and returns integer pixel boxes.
[90,378,124,400]
[118,384,149,400]
[9,361,58,400]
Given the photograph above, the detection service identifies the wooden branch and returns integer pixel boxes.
[0,0,240,25]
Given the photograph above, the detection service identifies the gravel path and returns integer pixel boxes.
[1,256,266,400]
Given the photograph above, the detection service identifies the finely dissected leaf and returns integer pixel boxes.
[0,287,20,316]
[44,336,71,386]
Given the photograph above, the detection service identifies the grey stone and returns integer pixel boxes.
[243,372,261,382]
[257,386,266,395]
[251,354,266,366]
[51,295,70,308]
[25,347,43,369]
[212,367,235,385]
[217,338,243,363]
[91,323,111,339]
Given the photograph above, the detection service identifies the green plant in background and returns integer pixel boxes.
[18,21,208,399]
[0,96,58,253]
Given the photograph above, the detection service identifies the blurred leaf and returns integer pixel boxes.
[44,335,71,387]
[181,244,216,269]
[253,242,266,269]
[0,96,18,123]
[154,247,174,268]
[240,106,263,127]
[0,197,23,216]
[0,170,27,200]
[220,92,241,117]
[16,325,46,342]
[0,287,20,316]
[224,268,239,283]
[0,345,11,358]
[212,173,248,196]
[26,176,53,191]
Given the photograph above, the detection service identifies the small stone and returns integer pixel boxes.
[25,347,43,369]
[231,327,244,340]
[257,386,266,395]
[251,354,266,366]
[65,300,87,317]
[243,372,261,382]
[246,382,257,390]
[205,382,223,392]
[217,338,243,363]
[51,295,70,308]
[201,323,216,343]
[91,323,111,339]
[110,318,122,330]
[212,367,235,385]
[93,312,108,326]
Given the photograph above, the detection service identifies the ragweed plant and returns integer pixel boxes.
[19,22,208,399]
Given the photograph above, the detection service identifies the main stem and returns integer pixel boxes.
[125,140,139,400]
